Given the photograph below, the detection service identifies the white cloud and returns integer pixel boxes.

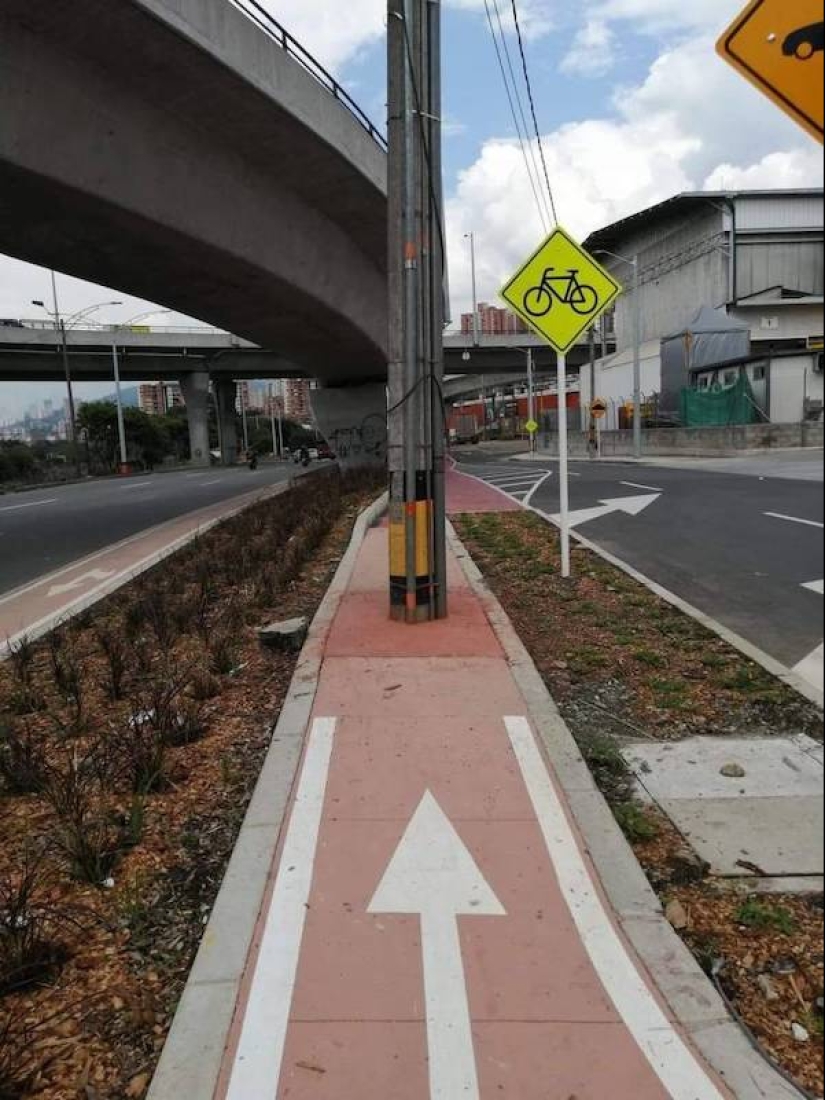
[446,29,823,318]
[257,1,386,71]
[704,148,825,191]
[560,19,615,77]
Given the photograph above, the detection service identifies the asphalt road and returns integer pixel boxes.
[0,463,301,597]
[456,452,824,674]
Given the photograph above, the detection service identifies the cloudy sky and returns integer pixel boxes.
[2,0,822,419]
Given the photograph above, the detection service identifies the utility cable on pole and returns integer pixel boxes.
[510,0,558,226]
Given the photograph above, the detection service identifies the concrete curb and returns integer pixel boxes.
[447,520,807,1100]
[0,475,311,656]
[147,490,389,1100]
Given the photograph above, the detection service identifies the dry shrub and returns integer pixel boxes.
[0,718,48,796]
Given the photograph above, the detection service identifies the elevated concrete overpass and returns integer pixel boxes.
[0,0,387,382]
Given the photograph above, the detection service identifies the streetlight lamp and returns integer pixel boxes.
[32,292,122,475]
[594,249,642,459]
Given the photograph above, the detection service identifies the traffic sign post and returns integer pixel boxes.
[501,228,623,578]
[718,0,824,144]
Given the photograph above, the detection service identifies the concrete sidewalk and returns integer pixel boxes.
[149,470,802,1100]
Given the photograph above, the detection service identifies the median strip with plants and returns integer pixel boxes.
[454,509,824,1098]
[0,468,382,1100]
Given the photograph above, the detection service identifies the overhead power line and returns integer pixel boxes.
[509,0,559,226]
[482,0,549,233]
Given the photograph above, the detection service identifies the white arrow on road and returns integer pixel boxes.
[802,579,824,595]
[48,569,116,598]
[551,492,661,529]
[369,791,505,1100]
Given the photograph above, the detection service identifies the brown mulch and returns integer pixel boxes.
[454,510,824,1097]
[0,469,382,1099]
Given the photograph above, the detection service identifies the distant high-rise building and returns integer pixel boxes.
[284,379,312,423]
[461,303,528,337]
[139,382,182,416]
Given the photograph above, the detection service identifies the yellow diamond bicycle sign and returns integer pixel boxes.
[500,226,622,355]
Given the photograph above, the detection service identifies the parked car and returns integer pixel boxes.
[317,442,335,460]
[0,319,24,328]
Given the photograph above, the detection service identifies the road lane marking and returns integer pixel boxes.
[524,469,554,508]
[551,492,661,529]
[48,569,115,598]
[369,791,505,1100]
[122,481,153,490]
[505,716,726,1100]
[802,579,824,595]
[225,716,336,1100]
[765,511,824,529]
[0,498,58,513]
[201,478,226,486]
[621,480,664,493]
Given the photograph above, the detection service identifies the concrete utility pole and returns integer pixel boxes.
[526,347,535,454]
[387,0,447,622]
[111,343,128,469]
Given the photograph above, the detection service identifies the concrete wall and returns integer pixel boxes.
[541,421,824,458]
[770,356,824,424]
[310,384,388,469]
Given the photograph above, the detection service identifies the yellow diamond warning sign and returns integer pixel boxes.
[718,0,824,143]
[500,227,622,355]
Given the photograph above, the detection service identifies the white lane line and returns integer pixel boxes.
[201,478,226,487]
[524,469,554,509]
[505,716,726,1100]
[0,497,58,514]
[122,481,153,490]
[765,511,824,529]
[793,643,825,694]
[802,579,824,595]
[225,716,336,1100]
[621,480,664,493]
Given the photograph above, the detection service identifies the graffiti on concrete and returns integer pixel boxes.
[330,414,388,463]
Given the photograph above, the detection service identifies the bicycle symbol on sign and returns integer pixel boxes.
[523,267,599,318]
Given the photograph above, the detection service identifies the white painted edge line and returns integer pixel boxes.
[122,480,154,490]
[0,497,58,513]
[621,480,665,493]
[523,469,554,509]
[224,717,336,1100]
[528,503,825,711]
[793,643,824,696]
[0,481,295,654]
[765,511,824,529]
[506,716,726,1100]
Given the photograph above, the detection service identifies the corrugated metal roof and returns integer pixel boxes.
[584,189,824,253]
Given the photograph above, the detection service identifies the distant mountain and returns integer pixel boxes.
[100,386,139,408]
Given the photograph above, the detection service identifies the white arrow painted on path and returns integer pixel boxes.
[551,492,661,529]
[369,791,505,1100]
[802,579,824,595]
[48,569,116,598]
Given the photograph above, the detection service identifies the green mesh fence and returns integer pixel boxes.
[680,372,759,427]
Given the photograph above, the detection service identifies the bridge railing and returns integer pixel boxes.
[228,0,387,150]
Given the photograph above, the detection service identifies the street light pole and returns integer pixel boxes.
[594,249,642,459]
[631,254,642,460]
[526,346,535,454]
[111,342,128,469]
[465,231,479,347]
[59,320,81,477]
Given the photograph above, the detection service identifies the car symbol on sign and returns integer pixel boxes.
[782,21,825,60]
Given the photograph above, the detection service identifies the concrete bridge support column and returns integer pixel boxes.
[311,382,388,469]
[179,371,211,468]
[213,378,240,466]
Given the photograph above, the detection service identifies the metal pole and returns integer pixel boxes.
[527,347,535,454]
[558,352,571,578]
[468,231,479,347]
[632,255,642,459]
[240,383,249,453]
[59,321,81,478]
[269,384,278,456]
[427,0,448,619]
[112,342,128,468]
